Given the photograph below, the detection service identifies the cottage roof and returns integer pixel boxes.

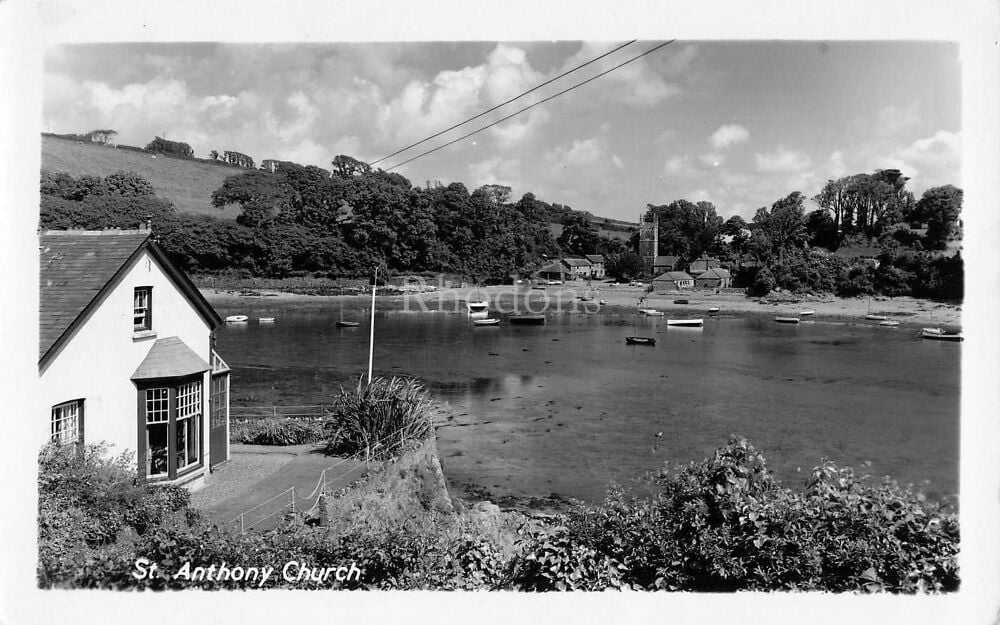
[536,262,566,274]
[39,230,221,365]
[584,254,605,264]
[561,257,593,267]
[653,271,694,282]
[696,267,732,279]
[131,336,210,380]
[654,255,680,266]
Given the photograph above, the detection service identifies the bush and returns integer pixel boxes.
[230,417,326,445]
[324,376,437,460]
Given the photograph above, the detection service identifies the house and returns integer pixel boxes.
[693,267,733,289]
[534,262,568,283]
[653,271,695,292]
[560,257,594,280]
[653,255,681,274]
[39,229,231,490]
[584,254,606,279]
[687,257,722,275]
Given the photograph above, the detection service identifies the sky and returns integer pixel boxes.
[43,41,961,222]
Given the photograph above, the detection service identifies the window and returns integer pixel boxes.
[141,378,203,480]
[133,287,152,331]
[51,400,83,445]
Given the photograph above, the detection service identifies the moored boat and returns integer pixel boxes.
[799,310,815,316]
[225,315,249,323]
[466,301,489,314]
[921,327,963,341]
[258,317,275,323]
[864,314,888,321]
[509,313,546,325]
[473,318,500,326]
[707,306,720,314]
[775,316,800,324]
[878,320,899,327]
[674,299,689,304]
[336,320,360,328]
[639,308,664,316]
[625,336,656,345]
[666,318,704,327]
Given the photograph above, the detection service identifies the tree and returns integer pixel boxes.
[645,199,723,260]
[211,170,294,228]
[606,252,644,282]
[104,171,156,197]
[913,185,962,250]
[557,212,601,256]
[331,155,372,178]
[752,192,807,262]
[805,209,839,251]
[145,137,194,158]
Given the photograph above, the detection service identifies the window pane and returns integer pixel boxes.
[148,422,168,475]
[176,418,188,469]
[51,401,80,445]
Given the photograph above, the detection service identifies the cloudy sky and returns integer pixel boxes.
[43,41,960,222]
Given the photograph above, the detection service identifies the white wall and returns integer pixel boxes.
[39,249,214,475]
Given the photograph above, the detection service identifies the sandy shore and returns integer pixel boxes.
[201,283,962,329]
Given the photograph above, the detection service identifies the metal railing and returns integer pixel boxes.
[230,404,329,420]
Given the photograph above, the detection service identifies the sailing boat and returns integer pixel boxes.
[335,298,359,327]
[626,309,656,345]
[864,296,887,322]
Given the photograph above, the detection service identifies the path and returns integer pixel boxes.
[191,443,370,532]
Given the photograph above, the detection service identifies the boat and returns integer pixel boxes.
[258,317,275,323]
[639,308,664,316]
[473,318,500,326]
[225,315,248,323]
[336,320,360,328]
[921,327,963,341]
[466,301,489,314]
[625,336,656,346]
[707,307,720,314]
[799,310,815,316]
[509,314,546,325]
[667,318,704,327]
[673,299,690,304]
[599,299,607,306]
[878,320,900,327]
[864,314,888,321]
[774,316,800,324]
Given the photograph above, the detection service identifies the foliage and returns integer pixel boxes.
[606,252,644,282]
[771,248,847,293]
[557,212,601,256]
[912,185,962,250]
[644,199,723,260]
[144,136,194,158]
[324,376,437,460]
[230,417,327,445]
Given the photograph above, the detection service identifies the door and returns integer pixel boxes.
[209,371,229,467]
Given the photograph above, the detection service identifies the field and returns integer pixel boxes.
[41,135,245,219]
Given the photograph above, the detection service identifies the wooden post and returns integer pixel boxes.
[368,266,377,385]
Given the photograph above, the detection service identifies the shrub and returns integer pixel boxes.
[324,376,437,460]
[230,417,326,445]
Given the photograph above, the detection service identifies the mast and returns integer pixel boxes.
[367,266,377,384]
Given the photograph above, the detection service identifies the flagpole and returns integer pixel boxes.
[367,266,377,385]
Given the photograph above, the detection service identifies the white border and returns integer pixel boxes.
[2,1,998,624]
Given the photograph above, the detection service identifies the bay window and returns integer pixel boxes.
[138,376,203,480]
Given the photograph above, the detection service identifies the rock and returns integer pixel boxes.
[472,501,501,515]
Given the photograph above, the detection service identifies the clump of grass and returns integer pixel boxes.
[324,376,437,460]
[231,417,325,445]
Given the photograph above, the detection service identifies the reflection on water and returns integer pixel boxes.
[215,300,960,503]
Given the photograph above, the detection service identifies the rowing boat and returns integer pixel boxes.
[774,316,800,324]
[667,318,703,327]
[625,336,656,346]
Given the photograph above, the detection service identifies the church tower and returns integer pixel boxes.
[638,210,659,278]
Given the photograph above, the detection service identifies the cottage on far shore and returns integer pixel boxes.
[653,270,695,292]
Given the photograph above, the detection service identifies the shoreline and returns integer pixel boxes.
[201,283,962,329]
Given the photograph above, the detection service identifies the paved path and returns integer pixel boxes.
[192,444,370,532]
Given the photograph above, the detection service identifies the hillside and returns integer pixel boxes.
[41,134,638,236]
[41,135,246,219]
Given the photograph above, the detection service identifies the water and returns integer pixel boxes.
[215,299,960,503]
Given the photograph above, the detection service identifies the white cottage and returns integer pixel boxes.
[39,229,231,490]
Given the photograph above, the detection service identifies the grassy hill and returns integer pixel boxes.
[41,135,246,219]
[41,134,639,236]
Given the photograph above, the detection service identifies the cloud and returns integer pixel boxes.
[874,102,922,136]
[755,146,812,174]
[663,155,697,177]
[879,130,961,191]
[699,152,725,168]
[468,156,522,187]
[544,137,603,169]
[611,154,624,169]
[827,150,847,178]
[709,124,749,149]
[489,108,550,148]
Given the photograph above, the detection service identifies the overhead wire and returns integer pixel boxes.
[381,40,676,173]
[367,40,638,168]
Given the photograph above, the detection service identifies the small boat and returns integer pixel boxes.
[775,317,800,324]
[258,317,275,323]
[878,320,900,327]
[625,336,656,346]
[466,301,490,314]
[225,315,249,323]
[673,299,690,305]
[921,327,963,341]
[599,299,607,305]
[707,307,720,314]
[509,314,546,325]
[473,318,500,326]
[639,308,664,316]
[667,318,703,327]
[799,310,815,316]
[336,320,360,328]
[864,314,888,321]
[468,310,489,319]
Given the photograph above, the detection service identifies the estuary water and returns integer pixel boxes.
[214,299,960,504]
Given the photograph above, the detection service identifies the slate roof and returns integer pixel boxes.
[561,257,593,267]
[584,254,605,264]
[653,255,681,266]
[131,336,210,380]
[39,229,222,364]
[536,262,566,274]
[40,230,150,361]
[653,271,694,282]
[695,267,732,279]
